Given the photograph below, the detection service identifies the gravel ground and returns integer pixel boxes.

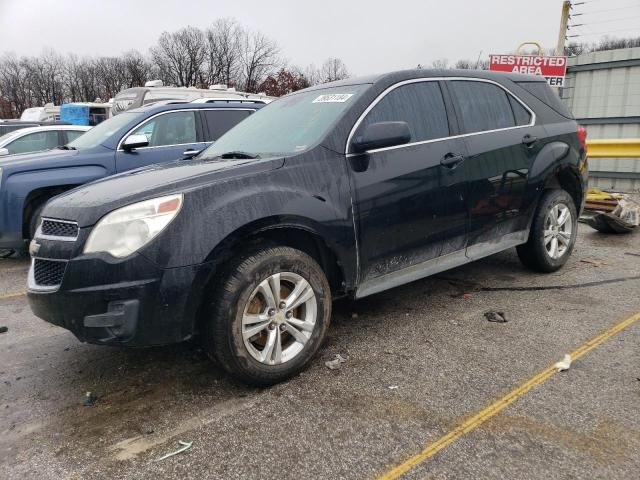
[1,224,639,479]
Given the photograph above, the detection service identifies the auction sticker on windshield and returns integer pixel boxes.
[312,94,354,103]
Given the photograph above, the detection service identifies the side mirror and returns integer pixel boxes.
[0,147,9,156]
[122,134,149,151]
[351,121,411,154]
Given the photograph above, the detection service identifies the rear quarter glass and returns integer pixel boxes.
[515,81,573,119]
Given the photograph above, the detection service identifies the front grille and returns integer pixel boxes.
[41,219,78,238]
[33,259,67,286]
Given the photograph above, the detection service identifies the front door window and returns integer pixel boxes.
[127,111,197,147]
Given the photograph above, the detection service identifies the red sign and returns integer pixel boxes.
[489,54,568,87]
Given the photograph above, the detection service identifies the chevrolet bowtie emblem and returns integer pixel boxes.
[29,240,41,257]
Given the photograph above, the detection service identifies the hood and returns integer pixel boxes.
[0,148,78,168]
[43,156,285,227]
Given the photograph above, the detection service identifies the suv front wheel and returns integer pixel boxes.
[517,189,578,272]
[205,246,331,386]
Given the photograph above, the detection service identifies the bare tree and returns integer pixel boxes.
[151,26,207,87]
[303,63,322,85]
[122,50,155,88]
[0,19,354,117]
[318,58,349,83]
[454,58,489,70]
[0,53,31,116]
[430,58,449,69]
[240,29,280,92]
[204,18,243,86]
[23,50,66,106]
[94,56,129,100]
[565,35,640,55]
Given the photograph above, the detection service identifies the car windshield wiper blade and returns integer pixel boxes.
[219,151,260,159]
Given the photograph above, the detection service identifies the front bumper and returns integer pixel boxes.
[27,235,214,346]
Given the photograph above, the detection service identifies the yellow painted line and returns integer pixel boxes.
[377,311,640,480]
[0,291,26,300]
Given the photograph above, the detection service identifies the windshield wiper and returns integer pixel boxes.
[56,145,77,150]
[219,151,260,159]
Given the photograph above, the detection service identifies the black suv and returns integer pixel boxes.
[28,70,588,385]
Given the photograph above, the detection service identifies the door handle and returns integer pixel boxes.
[183,149,201,157]
[440,153,465,169]
[522,134,538,148]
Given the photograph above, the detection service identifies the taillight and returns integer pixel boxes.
[577,125,587,153]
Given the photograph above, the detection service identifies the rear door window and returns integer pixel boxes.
[509,96,532,126]
[128,111,197,147]
[6,131,59,154]
[203,109,253,141]
[449,81,516,134]
[357,81,449,143]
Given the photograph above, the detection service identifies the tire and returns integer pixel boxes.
[517,189,578,272]
[204,246,332,386]
[28,202,45,240]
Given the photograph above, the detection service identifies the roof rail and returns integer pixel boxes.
[190,98,269,105]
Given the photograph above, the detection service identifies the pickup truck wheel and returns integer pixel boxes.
[205,246,331,386]
[517,189,577,272]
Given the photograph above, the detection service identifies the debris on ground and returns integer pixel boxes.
[83,391,98,406]
[625,252,640,258]
[325,354,348,370]
[580,258,605,267]
[584,188,624,213]
[384,350,411,359]
[388,385,399,390]
[155,440,192,462]
[351,313,358,319]
[0,326,8,334]
[463,293,473,299]
[584,189,639,234]
[141,424,155,435]
[586,212,637,234]
[484,311,507,323]
[554,354,572,372]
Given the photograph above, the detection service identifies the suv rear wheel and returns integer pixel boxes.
[517,189,577,272]
[205,246,331,386]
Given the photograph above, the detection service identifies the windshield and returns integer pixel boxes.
[200,84,368,159]
[0,130,21,144]
[68,112,137,149]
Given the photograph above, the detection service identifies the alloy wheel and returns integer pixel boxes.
[543,203,573,259]
[242,272,317,365]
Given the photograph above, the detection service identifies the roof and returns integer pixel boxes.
[126,101,265,115]
[0,125,91,144]
[303,68,547,92]
[8,125,91,134]
[0,120,71,126]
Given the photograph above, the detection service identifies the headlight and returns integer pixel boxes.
[84,194,183,258]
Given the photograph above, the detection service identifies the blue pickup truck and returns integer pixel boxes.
[0,101,264,252]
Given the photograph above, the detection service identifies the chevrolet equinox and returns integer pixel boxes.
[27,69,588,385]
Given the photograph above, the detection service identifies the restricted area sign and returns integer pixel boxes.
[489,54,568,87]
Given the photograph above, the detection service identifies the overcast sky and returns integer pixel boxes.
[1,0,639,76]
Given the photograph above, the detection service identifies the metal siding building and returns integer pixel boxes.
[562,47,640,191]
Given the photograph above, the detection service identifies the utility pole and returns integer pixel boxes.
[555,1,571,56]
